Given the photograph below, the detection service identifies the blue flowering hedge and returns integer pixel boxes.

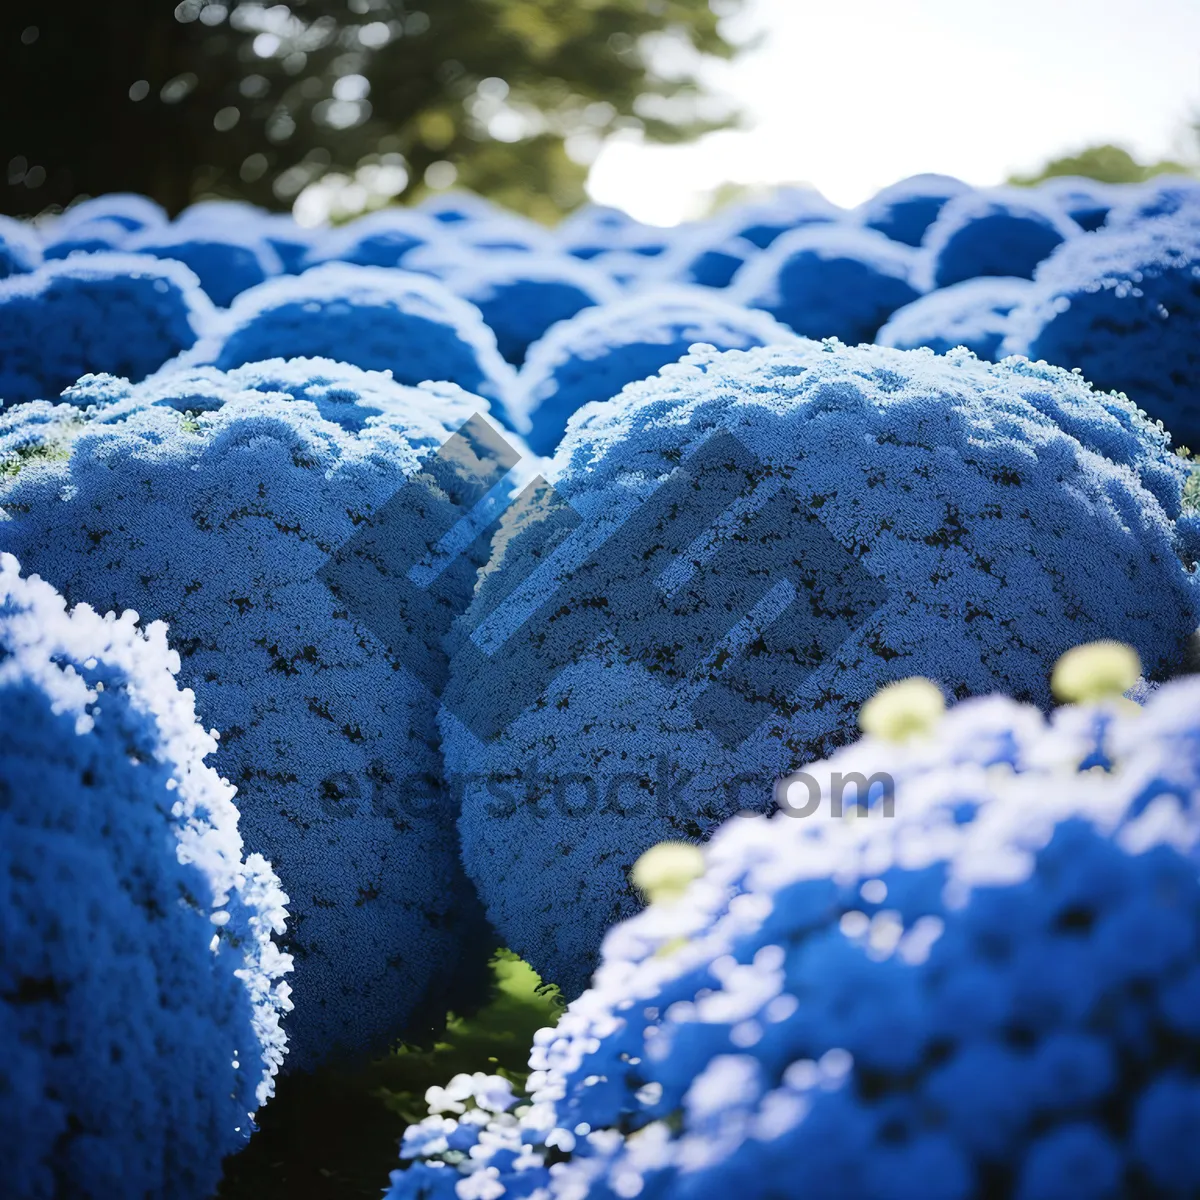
[0,253,214,409]
[0,553,291,1200]
[1004,213,1200,449]
[443,340,1199,995]
[391,667,1200,1200]
[0,361,501,1070]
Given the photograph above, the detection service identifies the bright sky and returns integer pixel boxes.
[587,0,1200,225]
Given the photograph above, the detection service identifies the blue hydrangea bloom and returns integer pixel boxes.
[654,225,761,289]
[857,174,973,247]
[587,248,668,289]
[720,188,842,249]
[441,341,1199,994]
[556,205,671,261]
[419,191,507,225]
[302,208,444,270]
[923,189,1080,288]
[396,675,1200,1199]
[1002,215,1200,449]
[1105,176,1200,229]
[512,288,800,456]
[0,554,290,1200]
[1033,177,1120,232]
[173,199,270,230]
[126,225,283,308]
[0,253,215,408]
[177,263,519,427]
[0,215,43,279]
[0,363,502,1068]
[443,253,621,366]
[256,214,325,274]
[41,217,132,261]
[877,277,1034,361]
[451,216,559,256]
[53,193,167,235]
[732,224,924,343]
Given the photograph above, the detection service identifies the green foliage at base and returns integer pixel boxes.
[217,951,563,1200]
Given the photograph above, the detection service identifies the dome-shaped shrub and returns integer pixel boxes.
[53,193,167,235]
[587,248,666,289]
[556,205,670,261]
[173,199,270,230]
[857,173,973,247]
[394,671,1200,1200]
[441,341,1199,994]
[301,207,444,271]
[1105,176,1200,229]
[721,187,842,249]
[1002,215,1200,449]
[116,356,486,436]
[0,365,505,1068]
[42,217,131,261]
[654,224,761,289]
[443,253,621,366]
[923,189,1080,288]
[1033,176,1119,232]
[177,263,518,427]
[255,214,325,274]
[512,289,799,456]
[0,554,290,1200]
[452,216,559,256]
[126,225,282,308]
[733,223,924,343]
[877,277,1034,361]
[0,253,214,408]
[0,215,43,279]
[418,191,506,225]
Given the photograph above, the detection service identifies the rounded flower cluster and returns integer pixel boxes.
[717,187,842,249]
[654,224,762,290]
[877,277,1034,361]
[556,205,671,261]
[0,214,43,279]
[0,253,214,408]
[1002,214,1200,449]
[0,363,499,1068]
[180,263,518,427]
[0,554,290,1200]
[42,217,132,261]
[392,670,1200,1200]
[302,207,444,271]
[512,288,800,456]
[1104,176,1200,229]
[733,223,924,343]
[1033,176,1118,232]
[443,253,621,365]
[53,193,168,236]
[857,173,973,247]
[420,191,509,226]
[126,224,283,308]
[442,341,1199,995]
[923,188,1080,288]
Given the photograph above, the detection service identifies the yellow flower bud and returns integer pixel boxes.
[1051,641,1141,704]
[859,677,945,742]
[632,841,705,905]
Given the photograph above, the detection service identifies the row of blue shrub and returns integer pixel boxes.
[1,172,1198,451]
[1,174,1198,1197]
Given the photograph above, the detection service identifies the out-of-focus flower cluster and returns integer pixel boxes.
[391,669,1200,1200]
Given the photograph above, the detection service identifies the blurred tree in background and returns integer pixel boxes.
[1009,141,1194,186]
[0,0,747,222]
